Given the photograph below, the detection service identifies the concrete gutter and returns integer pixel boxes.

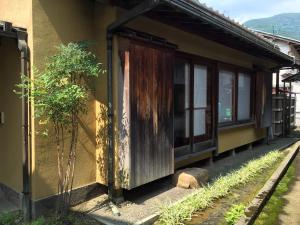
[131,140,300,225]
[236,141,300,225]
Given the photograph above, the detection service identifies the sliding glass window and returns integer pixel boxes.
[174,60,190,147]
[174,59,212,149]
[218,68,253,125]
[238,73,251,121]
[218,70,235,123]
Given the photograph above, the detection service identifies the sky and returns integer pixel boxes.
[199,0,300,23]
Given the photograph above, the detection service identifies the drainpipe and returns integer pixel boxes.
[17,30,31,221]
[106,0,160,202]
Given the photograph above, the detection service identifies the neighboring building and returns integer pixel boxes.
[0,0,294,218]
[254,30,300,126]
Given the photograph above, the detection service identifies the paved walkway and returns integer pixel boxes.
[0,192,18,214]
[277,154,300,225]
[72,137,299,225]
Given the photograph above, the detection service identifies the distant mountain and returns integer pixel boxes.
[244,13,300,41]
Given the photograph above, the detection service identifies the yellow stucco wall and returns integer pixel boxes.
[218,125,266,153]
[0,0,32,193]
[0,1,273,200]
[31,0,96,200]
[0,37,23,192]
[93,3,118,188]
[0,0,31,29]
[30,1,118,200]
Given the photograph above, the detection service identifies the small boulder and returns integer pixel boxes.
[173,168,209,189]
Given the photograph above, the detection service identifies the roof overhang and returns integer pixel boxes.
[112,0,294,66]
[0,21,19,39]
[253,30,300,57]
[282,72,300,82]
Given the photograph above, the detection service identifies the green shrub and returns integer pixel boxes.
[27,217,46,225]
[225,204,246,225]
[0,212,21,225]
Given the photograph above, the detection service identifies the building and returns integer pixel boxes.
[0,0,294,218]
[254,30,300,126]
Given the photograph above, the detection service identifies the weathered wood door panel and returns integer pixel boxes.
[128,41,174,188]
[255,71,272,128]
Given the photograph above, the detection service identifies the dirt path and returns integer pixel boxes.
[278,154,300,225]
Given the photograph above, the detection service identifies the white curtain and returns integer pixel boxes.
[238,73,251,120]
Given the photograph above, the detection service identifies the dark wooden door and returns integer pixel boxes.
[129,41,174,188]
[255,71,272,128]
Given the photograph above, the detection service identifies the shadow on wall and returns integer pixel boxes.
[32,0,111,199]
[96,101,130,189]
[96,103,108,186]
[37,0,94,45]
[0,36,23,193]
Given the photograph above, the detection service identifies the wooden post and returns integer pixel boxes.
[283,82,286,136]
[289,82,292,133]
[276,71,280,96]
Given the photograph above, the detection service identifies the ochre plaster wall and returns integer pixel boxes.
[0,1,272,199]
[30,0,119,200]
[0,0,31,28]
[0,37,23,192]
[93,3,118,188]
[218,125,266,153]
[0,0,32,193]
[30,0,112,200]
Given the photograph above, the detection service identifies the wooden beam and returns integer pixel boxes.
[276,71,279,96]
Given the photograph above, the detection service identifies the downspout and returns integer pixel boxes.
[17,30,31,221]
[106,0,160,202]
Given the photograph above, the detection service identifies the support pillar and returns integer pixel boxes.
[289,82,292,133]
[276,71,280,96]
[283,81,286,136]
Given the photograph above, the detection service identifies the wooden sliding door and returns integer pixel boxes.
[119,40,174,189]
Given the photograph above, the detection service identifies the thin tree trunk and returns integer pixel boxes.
[68,118,78,207]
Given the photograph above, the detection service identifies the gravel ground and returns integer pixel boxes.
[74,136,299,225]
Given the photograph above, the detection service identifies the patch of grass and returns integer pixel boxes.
[225,204,246,225]
[0,212,22,225]
[254,164,295,225]
[0,211,99,225]
[158,150,284,225]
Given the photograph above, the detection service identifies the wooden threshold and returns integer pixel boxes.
[175,146,216,169]
[218,121,255,131]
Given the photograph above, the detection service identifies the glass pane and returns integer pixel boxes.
[174,60,190,147]
[194,109,206,136]
[238,73,251,120]
[194,65,207,108]
[218,70,234,123]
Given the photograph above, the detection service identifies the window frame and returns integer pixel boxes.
[174,52,214,148]
[218,63,255,127]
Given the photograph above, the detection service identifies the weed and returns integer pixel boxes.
[225,204,246,225]
[0,212,21,225]
[158,150,284,225]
